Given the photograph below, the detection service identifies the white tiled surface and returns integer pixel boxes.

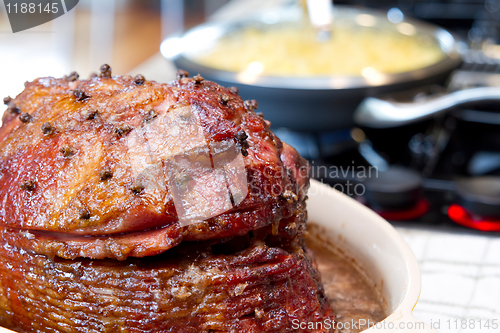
[396,227,500,333]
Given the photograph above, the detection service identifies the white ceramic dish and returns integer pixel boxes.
[307,179,437,332]
[0,179,435,333]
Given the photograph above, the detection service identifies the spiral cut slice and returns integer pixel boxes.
[0,204,334,333]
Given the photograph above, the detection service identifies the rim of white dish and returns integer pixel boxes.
[0,180,423,333]
[309,179,422,330]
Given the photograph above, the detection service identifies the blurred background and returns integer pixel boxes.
[1,0,499,97]
[2,0,500,330]
[0,0,190,98]
[2,0,500,228]
[2,0,500,229]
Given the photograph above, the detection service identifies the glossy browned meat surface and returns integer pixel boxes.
[0,73,309,260]
[0,206,333,333]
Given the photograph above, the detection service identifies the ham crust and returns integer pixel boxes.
[0,74,309,260]
[0,203,334,333]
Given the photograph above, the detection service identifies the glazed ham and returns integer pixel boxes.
[0,67,333,333]
[0,202,334,333]
[0,238,333,333]
[0,68,308,260]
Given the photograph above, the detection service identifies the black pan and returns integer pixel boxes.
[161,5,462,131]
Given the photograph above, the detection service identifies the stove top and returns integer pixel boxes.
[277,65,500,234]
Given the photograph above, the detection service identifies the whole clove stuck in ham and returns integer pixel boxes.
[0,66,334,332]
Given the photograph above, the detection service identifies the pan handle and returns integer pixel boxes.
[354,87,500,128]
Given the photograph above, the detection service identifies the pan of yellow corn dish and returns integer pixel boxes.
[161,4,461,131]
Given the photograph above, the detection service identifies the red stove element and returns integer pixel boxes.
[448,204,500,232]
[375,199,430,221]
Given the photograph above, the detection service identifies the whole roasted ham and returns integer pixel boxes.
[0,66,334,332]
